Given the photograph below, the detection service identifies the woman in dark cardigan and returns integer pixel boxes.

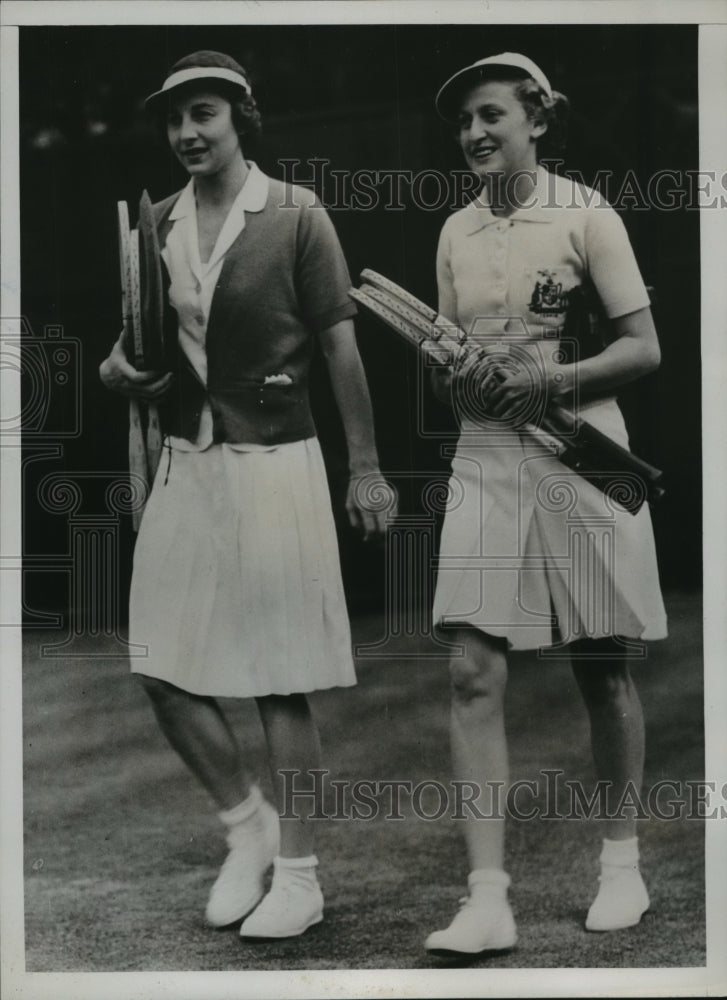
[100,50,393,940]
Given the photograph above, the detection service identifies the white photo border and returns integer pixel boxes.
[2,2,726,998]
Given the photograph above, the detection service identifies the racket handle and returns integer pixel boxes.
[129,399,148,533]
[146,404,163,482]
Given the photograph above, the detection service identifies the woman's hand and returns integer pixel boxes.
[450,345,571,424]
[451,308,660,424]
[482,350,571,421]
[99,335,173,400]
[319,319,398,539]
[345,470,398,542]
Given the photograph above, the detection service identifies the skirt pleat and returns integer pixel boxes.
[433,399,668,649]
[129,438,356,697]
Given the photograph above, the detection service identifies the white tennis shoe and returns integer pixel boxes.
[586,866,650,931]
[425,870,517,956]
[205,797,280,928]
[240,856,324,939]
[425,896,517,955]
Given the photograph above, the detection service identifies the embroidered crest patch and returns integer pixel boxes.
[528,270,570,315]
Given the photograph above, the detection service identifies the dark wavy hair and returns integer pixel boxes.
[151,51,262,145]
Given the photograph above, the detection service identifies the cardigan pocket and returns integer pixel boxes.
[208,382,316,446]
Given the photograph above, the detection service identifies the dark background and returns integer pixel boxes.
[19,23,701,624]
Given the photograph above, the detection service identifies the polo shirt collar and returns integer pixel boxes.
[463,165,554,235]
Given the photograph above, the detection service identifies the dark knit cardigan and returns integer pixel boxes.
[153,176,357,445]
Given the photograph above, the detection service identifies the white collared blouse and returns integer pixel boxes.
[160,161,269,450]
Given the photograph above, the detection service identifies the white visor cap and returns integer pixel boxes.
[145,66,251,110]
[435,52,552,121]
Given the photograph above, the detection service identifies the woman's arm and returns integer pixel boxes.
[318,318,397,539]
[485,306,660,418]
[430,223,458,405]
[99,333,173,400]
[560,306,661,395]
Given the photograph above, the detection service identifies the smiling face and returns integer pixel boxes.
[456,79,545,182]
[166,88,243,178]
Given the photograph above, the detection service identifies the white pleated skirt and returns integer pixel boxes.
[433,398,668,649]
[129,437,356,697]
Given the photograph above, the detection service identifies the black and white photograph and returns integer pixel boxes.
[1,2,726,998]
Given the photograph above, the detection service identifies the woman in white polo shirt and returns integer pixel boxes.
[100,51,394,941]
[424,53,667,956]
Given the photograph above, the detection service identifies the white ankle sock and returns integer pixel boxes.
[273,854,320,889]
[599,836,639,869]
[218,785,262,827]
[468,868,510,899]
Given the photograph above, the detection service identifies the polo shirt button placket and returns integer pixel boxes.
[492,225,508,316]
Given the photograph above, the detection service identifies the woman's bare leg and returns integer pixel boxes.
[425,627,516,954]
[570,637,649,931]
[448,627,509,871]
[570,637,645,839]
[255,693,321,858]
[136,674,254,810]
[237,693,325,938]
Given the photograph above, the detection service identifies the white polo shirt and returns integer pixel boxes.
[436,166,651,343]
